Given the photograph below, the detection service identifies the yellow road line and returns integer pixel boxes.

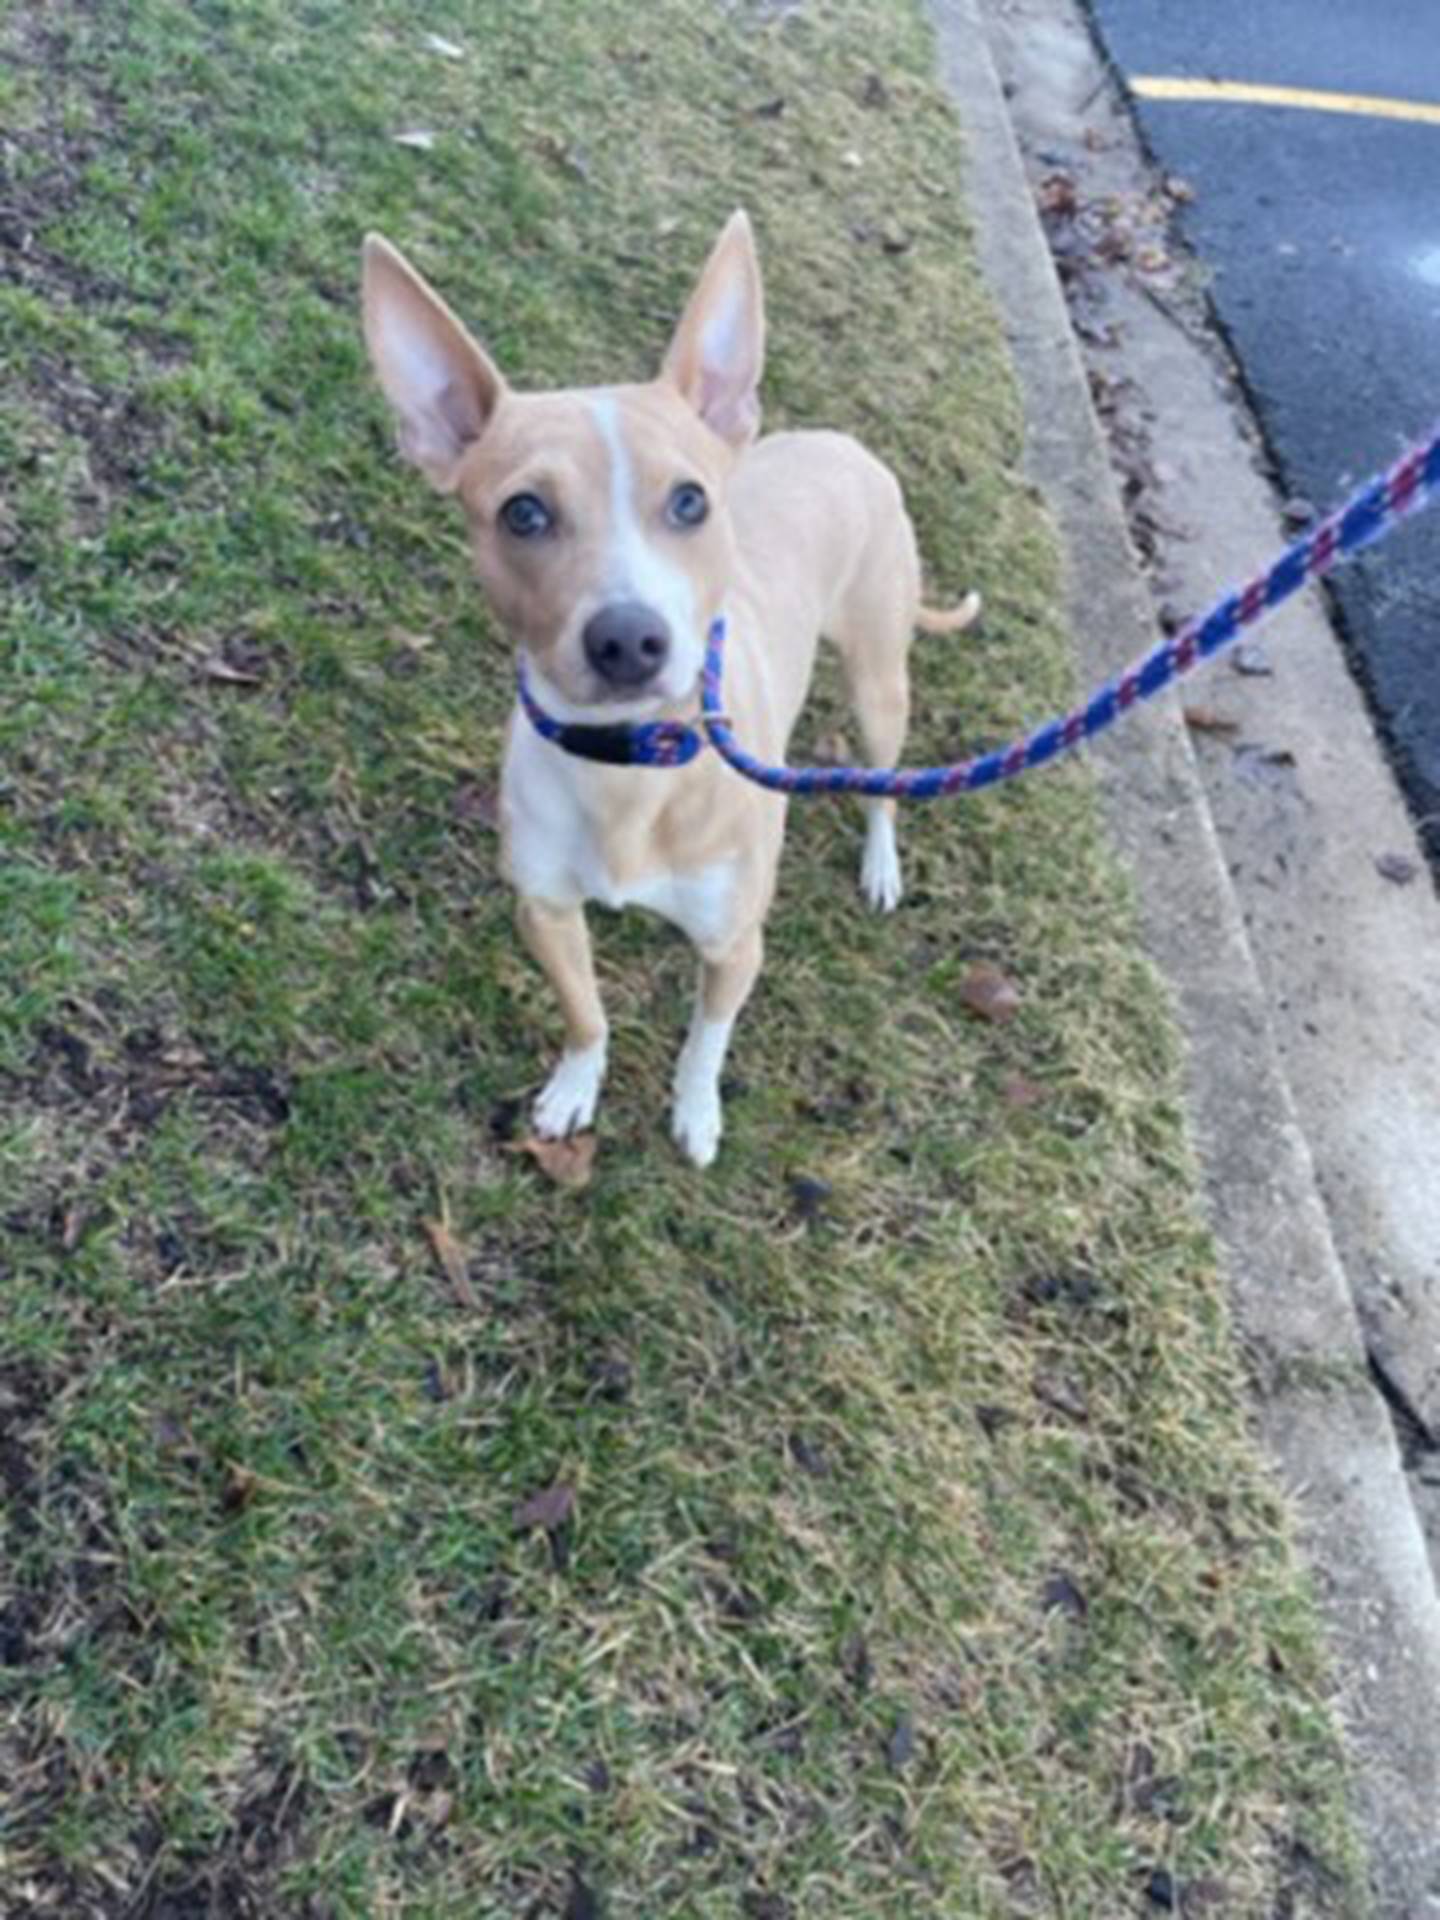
[1131,75,1440,129]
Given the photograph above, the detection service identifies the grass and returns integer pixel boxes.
[0,0,1362,1914]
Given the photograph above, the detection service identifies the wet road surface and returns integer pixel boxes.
[1084,0,1440,857]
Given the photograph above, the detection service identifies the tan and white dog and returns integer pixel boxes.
[361,212,976,1166]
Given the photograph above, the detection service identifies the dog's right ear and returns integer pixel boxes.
[361,235,505,491]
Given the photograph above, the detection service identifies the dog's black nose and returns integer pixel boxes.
[582,601,671,689]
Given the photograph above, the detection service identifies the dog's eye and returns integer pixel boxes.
[666,481,709,529]
[500,492,554,538]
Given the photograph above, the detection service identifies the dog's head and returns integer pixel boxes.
[361,213,764,715]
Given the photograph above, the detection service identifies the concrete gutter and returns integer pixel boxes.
[927,0,1440,1906]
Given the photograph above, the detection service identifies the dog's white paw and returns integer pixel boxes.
[533,1040,606,1137]
[860,811,903,913]
[671,1079,723,1168]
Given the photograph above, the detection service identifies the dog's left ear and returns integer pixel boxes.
[661,210,765,448]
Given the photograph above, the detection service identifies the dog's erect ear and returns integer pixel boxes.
[661,210,765,448]
[361,234,506,490]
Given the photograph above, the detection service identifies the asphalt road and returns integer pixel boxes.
[1084,0,1440,858]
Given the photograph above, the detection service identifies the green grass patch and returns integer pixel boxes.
[1,0,1361,1913]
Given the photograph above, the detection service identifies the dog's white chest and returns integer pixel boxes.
[591,858,735,945]
[503,723,736,947]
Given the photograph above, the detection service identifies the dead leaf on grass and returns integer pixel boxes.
[451,779,500,830]
[1040,1570,1087,1620]
[1001,1073,1047,1109]
[1181,1876,1228,1913]
[199,655,264,686]
[220,1463,258,1514]
[788,1174,831,1223]
[959,963,1022,1025]
[512,1132,597,1189]
[1034,1372,1089,1421]
[422,1218,477,1309]
[535,131,590,180]
[513,1481,575,1531]
[885,1715,916,1771]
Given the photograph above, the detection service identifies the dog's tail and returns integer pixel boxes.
[916,589,982,635]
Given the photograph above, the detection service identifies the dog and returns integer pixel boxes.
[361,211,978,1166]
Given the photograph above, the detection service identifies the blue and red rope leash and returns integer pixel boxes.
[520,419,1440,793]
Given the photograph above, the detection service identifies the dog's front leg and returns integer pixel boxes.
[517,897,608,1137]
[672,927,763,1169]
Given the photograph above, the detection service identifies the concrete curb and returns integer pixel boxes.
[927,0,1440,1906]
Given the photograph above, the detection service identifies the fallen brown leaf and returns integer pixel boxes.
[1001,1074,1047,1110]
[513,1481,575,1531]
[1182,705,1238,735]
[1037,171,1079,217]
[514,1132,597,1189]
[451,779,500,830]
[1095,224,1133,264]
[959,963,1022,1025]
[422,1217,477,1309]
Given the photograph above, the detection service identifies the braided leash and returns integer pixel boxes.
[520,420,1440,792]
